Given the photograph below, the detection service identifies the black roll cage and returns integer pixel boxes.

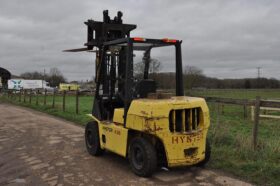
[101,37,184,125]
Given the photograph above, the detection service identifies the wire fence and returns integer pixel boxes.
[4,89,89,114]
[3,90,280,150]
[198,96,280,150]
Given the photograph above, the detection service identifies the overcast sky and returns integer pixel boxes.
[0,0,280,81]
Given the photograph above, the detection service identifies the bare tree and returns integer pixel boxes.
[20,68,66,87]
[184,66,203,76]
[47,68,66,87]
[20,71,44,79]
[19,68,66,88]
[183,65,204,89]
[150,58,162,73]
[134,58,162,76]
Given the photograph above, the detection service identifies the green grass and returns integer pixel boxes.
[195,88,280,185]
[1,89,280,185]
[207,103,280,185]
[0,93,93,125]
[188,88,280,100]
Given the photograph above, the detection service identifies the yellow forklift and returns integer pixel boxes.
[65,10,211,177]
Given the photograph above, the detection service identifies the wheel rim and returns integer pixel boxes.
[86,129,94,148]
[132,145,144,170]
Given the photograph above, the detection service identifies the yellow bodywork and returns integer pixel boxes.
[89,96,210,167]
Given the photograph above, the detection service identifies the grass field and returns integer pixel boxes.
[188,88,280,99]
[1,89,280,185]
[190,89,280,185]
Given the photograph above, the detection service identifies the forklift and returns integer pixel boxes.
[65,10,211,177]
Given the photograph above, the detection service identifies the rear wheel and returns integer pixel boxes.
[128,137,157,177]
[196,138,211,167]
[85,121,104,156]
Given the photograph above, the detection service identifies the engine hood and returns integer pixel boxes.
[128,96,209,118]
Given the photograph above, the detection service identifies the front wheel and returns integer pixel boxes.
[128,137,157,177]
[85,121,104,156]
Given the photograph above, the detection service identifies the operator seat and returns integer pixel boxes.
[134,79,156,98]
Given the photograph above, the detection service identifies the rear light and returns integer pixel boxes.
[162,38,177,43]
[133,37,146,42]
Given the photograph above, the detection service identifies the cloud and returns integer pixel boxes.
[0,0,279,81]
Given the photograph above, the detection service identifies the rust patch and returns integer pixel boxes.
[145,116,166,120]
[140,110,149,115]
[143,120,163,133]
[153,123,163,132]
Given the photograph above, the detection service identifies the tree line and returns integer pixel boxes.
[135,59,280,89]
[152,66,280,89]
[20,67,66,87]
[19,65,280,89]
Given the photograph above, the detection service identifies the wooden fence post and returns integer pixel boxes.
[36,89,39,105]
[252,96,261,150]
[62,90,66,112]
[212,102,221,138]
[76,90,79,114]
[29,90,32,104]
[23,90,26,103]
[243,100,248,119]
[52,89,56,108]
[217,103,220,126]
[251,106,254,121]
[44,89,47,106]
[19,89,22,102]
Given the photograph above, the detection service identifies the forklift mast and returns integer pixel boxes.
[84,10,137,120]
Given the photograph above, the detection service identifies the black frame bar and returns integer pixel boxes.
[104,37,184,126]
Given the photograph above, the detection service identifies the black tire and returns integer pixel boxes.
[196,138,211,167]
[85,121,104,156]
[128,137,157,177]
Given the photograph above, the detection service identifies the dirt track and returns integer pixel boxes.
[0,103,252,186]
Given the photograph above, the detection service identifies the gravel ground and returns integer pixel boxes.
[0,103,252,186]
